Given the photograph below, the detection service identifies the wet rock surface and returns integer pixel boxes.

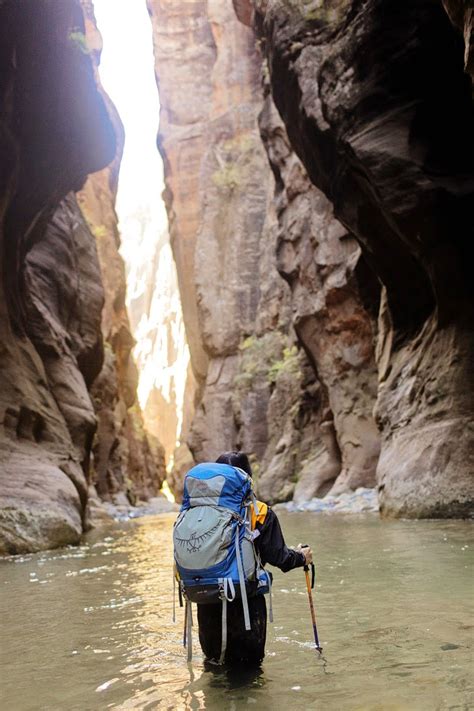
[87,494,178,525]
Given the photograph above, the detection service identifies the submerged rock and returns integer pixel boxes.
[100,496,179,523]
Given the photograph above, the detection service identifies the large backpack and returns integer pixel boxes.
[173,462,272,662]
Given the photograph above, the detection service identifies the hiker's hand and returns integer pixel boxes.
[296,543,313,565]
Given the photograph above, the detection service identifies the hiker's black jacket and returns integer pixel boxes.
[254,508,305,572]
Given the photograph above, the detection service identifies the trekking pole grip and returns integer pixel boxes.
[301,543,309,571]
[301,545,315,588]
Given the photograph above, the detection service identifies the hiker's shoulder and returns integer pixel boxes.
[253,500,283,531]
[251,499,270,528]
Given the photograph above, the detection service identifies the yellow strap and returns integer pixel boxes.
[250,500,268,530]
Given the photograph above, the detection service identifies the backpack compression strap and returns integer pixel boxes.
[219,578,236,664]
[235,525,251,631]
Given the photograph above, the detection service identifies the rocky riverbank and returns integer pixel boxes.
[274,488,379,515]
[87,491,178,526]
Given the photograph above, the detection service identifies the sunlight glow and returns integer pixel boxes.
[93,0,167,232]
[93,0,190,461]
[160,480,175,503]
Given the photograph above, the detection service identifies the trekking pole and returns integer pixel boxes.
[301,544,322,654]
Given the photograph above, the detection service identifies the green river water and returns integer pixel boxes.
[0,513,472,710]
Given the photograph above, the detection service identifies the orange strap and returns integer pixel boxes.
[250,500,268,530]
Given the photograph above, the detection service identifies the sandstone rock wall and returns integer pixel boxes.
[0,0,115,553]
[0,0,165,554]
[149,0,380,502]
[250,0,474,517]
[147,0,277,496]
[258,92,380,498]
[125,222,191,471]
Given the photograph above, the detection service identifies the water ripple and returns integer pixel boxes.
[0,513,472,710]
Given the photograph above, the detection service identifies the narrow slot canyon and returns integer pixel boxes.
[0,1,473,707]
[0,0,473,551]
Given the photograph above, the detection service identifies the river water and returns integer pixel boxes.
[0,513,472,710]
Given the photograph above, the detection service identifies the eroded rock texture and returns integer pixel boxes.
[259,92,380,498]
[0,0,115,553]
[0,0,165,554]
[148,0,274,494]
[149,0,380,502]
[251,0,474,517]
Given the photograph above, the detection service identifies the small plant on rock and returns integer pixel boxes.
[68,30,89,55]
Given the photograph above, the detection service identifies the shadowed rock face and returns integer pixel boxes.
[442,0,473,83]
[0,0,165,553]
[252,0,474,517]
[259,93,380,497]
[0,0,115,553]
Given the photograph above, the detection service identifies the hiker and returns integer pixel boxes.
[174,450,313,665]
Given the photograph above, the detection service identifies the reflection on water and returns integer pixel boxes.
[0,513,472,710]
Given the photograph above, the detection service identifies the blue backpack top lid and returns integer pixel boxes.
[181,462,252,516]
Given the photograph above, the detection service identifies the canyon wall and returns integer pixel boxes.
[148,0,379,502]
[151,0,473,517]
[258,87,380,499]
[244,0,474,517]
[0,0,164,554]
[0,0,113,553]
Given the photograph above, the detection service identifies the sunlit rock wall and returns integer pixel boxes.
[249,0,474,517]
[148,0,379,502]
[0,0,115,553]
[122,213,191,472]
[147,0,273,496]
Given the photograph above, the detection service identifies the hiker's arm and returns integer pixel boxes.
[256,508,305,572]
